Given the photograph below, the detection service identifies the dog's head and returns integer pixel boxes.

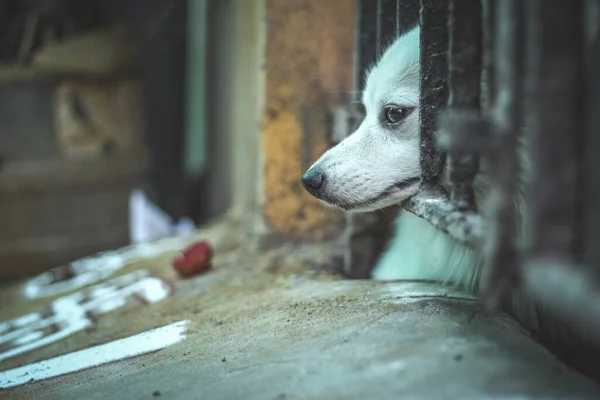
[301,27,422,212]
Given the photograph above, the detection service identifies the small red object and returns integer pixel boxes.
[172,240,213,277]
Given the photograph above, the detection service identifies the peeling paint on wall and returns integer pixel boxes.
[261,0,355,239]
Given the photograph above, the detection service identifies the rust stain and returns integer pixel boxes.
[262,0,355,239]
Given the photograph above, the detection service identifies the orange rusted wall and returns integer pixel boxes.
[261,0,355,240]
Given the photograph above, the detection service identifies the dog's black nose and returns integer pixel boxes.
[301,168,325,193]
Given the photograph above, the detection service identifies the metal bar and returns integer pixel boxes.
[482,0,496,106]
[344,0,400,279]
[479,0,524,306]
[378,0,398,54]
[396,0,401,36]
[404,186,485,247]
[523,259,600,347]
[437,112,494,154]
[395,0,421,37]
[357,0,378,90]
[447,0,482,113]
[418,0,449,183]
[582,11,600,272]
[404,0,486,248]
[446,0,482,211]
[522,0,594,339]
[525,0,585,260]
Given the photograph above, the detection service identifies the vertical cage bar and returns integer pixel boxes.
[482,0,496,107]
[520,0,598,340]
[479,0,524,305]
[344,0,399,279]
[404,0,486,247]
[446,0,482,211]
[583,12,600,273]
[379,0,398,53]
[357,0,378,90]
[446,0,482,112]
[396,0,421,37]
[396,0,401,36]
[419,0,449,183]
[525,0,585,261]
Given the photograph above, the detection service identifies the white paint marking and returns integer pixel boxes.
[0,320,190,389]
[0,316,90,363]
[12,331,44,346]
[24,237,185,300]
[0,270,172,363]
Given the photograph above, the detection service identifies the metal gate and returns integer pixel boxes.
[349,0,600,344]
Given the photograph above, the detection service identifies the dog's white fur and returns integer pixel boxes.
[303,26,595,355]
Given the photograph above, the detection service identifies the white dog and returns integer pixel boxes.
[301,25,598,377]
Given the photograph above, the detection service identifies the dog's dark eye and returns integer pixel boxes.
[383,106,411,124]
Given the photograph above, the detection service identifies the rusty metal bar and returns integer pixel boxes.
[417,0,448,183]
[522,0,591,330]
[404,0,487,248]
[378,0,398,54]
[404,186,485,247]
[445,0,482,211]
[357,0,378,90]
[395,0,420,37]
[525,0,585,260]
[437,113,494,154]
[479,0,524,307]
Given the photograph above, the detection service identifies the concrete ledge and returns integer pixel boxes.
[2,221,600,399]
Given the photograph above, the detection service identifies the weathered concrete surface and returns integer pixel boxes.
[2,218,600,399]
